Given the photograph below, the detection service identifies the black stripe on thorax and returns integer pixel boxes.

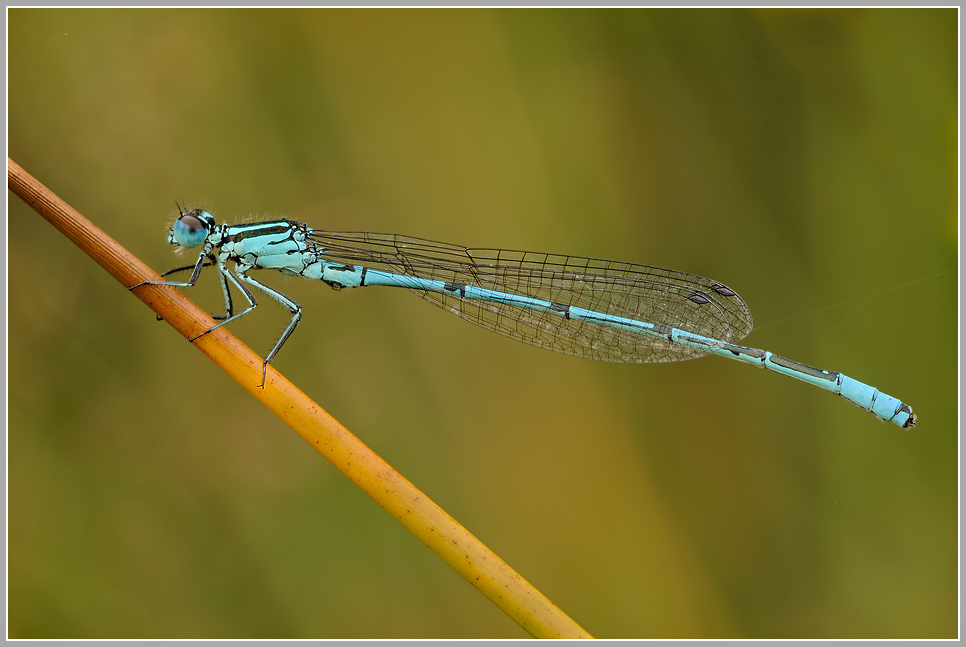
[225,221,300,243]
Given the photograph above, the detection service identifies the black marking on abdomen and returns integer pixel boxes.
[550,302,571,319]
[727,345,764,360]
[652,324,672,339]
[769,354,836,382]
[444,282,467,298]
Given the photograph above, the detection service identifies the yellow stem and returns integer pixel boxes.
[8,157,592,639]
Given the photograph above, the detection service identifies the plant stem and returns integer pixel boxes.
[7,157,593,639]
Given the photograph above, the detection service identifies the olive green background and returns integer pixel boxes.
[8,8,957,639]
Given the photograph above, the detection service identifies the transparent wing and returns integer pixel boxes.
[309,230,753,363]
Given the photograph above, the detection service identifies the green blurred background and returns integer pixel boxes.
[7,8,957,639]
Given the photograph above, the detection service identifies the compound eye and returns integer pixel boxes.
[170,212,209,248]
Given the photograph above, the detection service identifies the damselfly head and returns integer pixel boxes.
[168,208,214,249]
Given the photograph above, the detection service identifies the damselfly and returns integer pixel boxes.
[131,207,916,428]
